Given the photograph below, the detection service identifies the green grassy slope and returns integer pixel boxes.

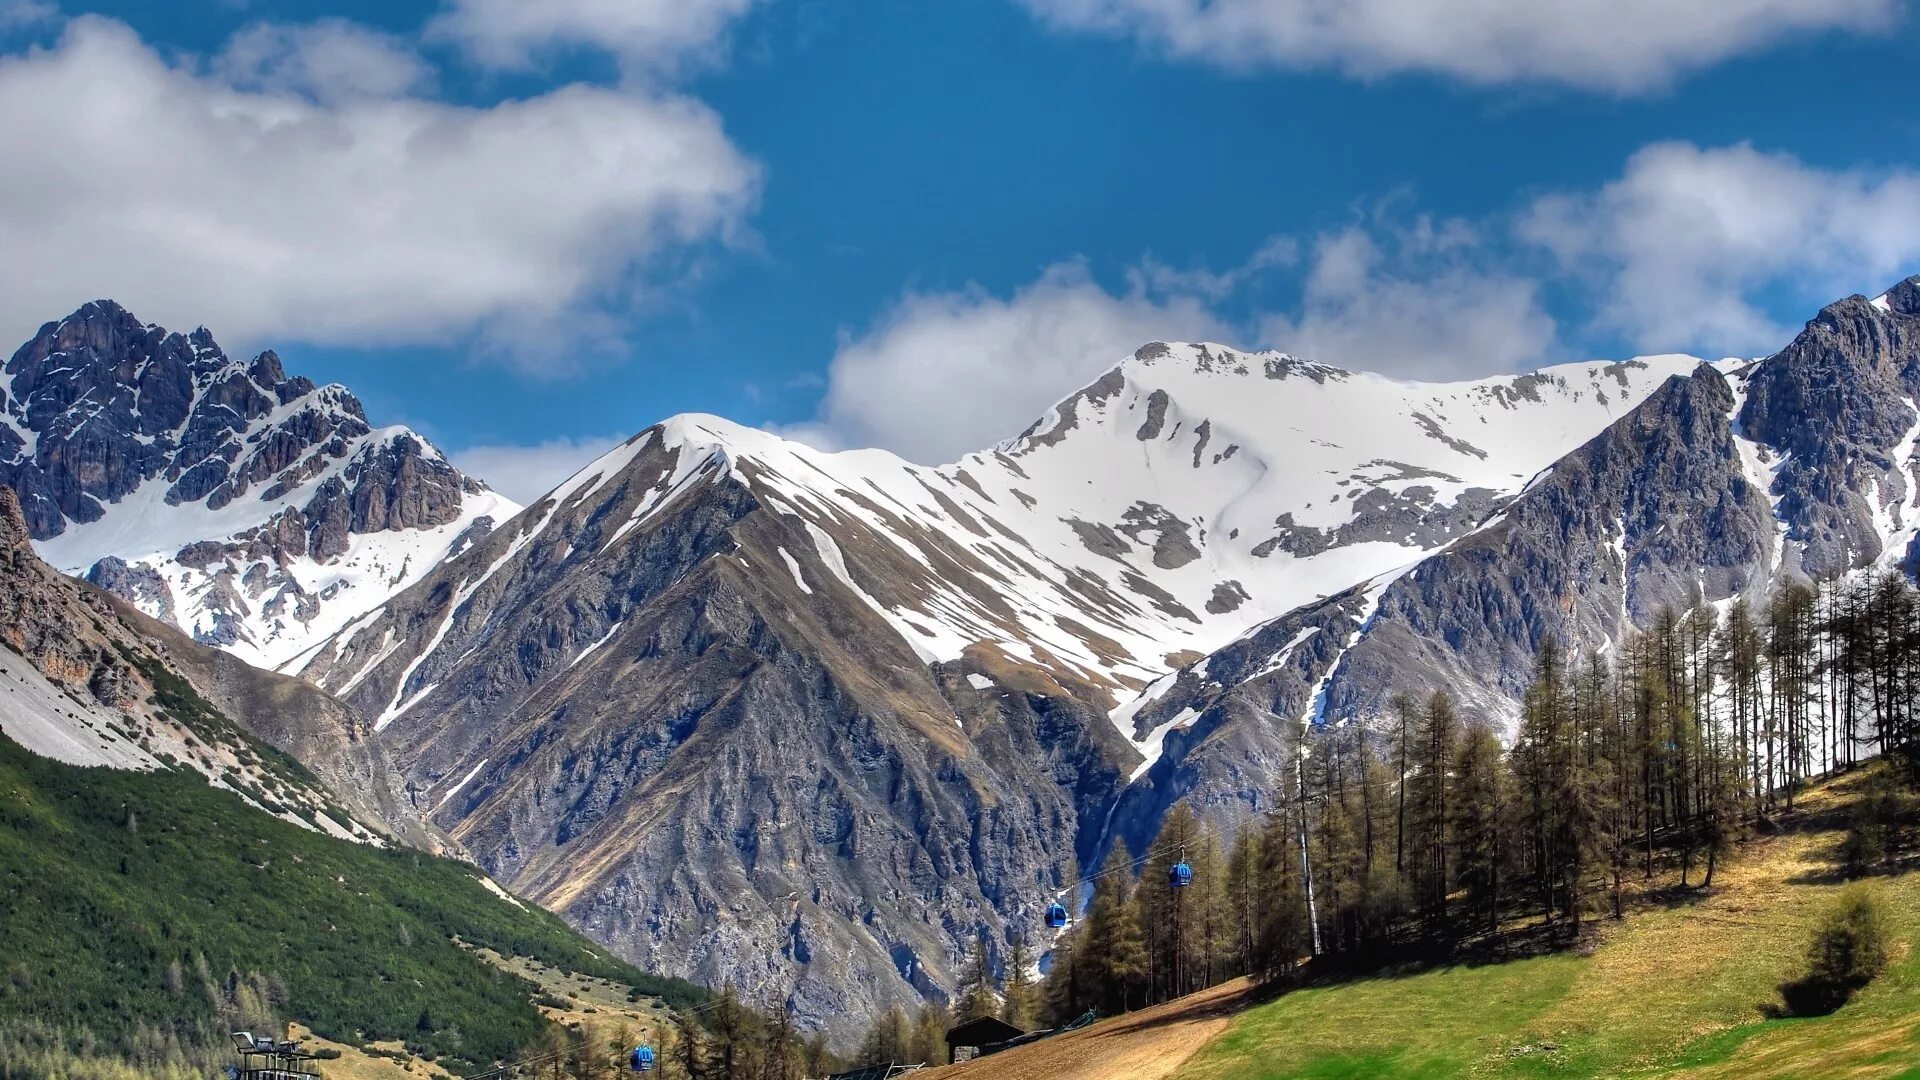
[1174,767,1919,1080]
[0,730,706,1072]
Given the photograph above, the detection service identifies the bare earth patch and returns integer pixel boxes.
[929,979,1255,1080]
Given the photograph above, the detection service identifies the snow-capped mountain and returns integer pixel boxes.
[1099,278,1920,858]
[284,337,1703,1034]
[2,301,518,669]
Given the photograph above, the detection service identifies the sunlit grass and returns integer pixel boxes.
[1176,766,1919,1080]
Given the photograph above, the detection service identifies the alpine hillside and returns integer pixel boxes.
[0,482,389,842]
[3,301,518,670]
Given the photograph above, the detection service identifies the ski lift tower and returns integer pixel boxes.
[227,1031,323,1080]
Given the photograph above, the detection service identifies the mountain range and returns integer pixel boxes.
[7,279,1920,1041]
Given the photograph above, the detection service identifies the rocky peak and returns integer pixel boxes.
[1737,277,1920,576]
[0,484,32,562]
[1877,275,1920,317]
[2,300,518,669]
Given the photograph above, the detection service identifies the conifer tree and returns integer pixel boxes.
[907,1003,949,1067]
[708,983,752,1080]
[854,1006,910,1067]
[671,1007,707,1080]
[800,1032,833,1079]
[1079,845,1146,1012]
[1408,691,1459,922]
[1139,804,1202,1001]
[953,934,998,1022]
[1254,813,1308,979]
[1223,826,1261,978]
[1038,923,1085,1025]
[1001,935,1037,1030]
[1451,721,1509,934]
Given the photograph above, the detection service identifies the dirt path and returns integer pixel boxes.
[927,979,1255,1080]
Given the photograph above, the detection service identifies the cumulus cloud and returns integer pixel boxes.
[1260,218,1557,379]
[452,433,630,504]
[429,0,760,75]
[0,16,758,361]
[778,263,1231,463]
[1017,0,1896,92]
[214,19,433,104]
[1521,141,1920,355]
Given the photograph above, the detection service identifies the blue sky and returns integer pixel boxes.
[1,0,1918,500]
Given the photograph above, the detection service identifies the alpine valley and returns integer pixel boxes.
[10,280,1920,1042]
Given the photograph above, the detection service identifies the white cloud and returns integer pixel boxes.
[0,16,759,361]
[1521,141,1920,355]
[780,262,1231,463]
[0,0,54,29]
[215,19,433,104]
[1133,235,1297,301]
[1017,0,1895,92]
[428,0,760,75]
[1259,218,1557,379]
[452,433,629,504]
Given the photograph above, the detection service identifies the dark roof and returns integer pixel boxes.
[945,1015,1026,1046]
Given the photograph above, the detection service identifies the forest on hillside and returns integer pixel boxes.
[917,570,1920,1051]
[0,732,710,1080]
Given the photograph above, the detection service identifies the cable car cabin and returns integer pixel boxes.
[630,1045,656,1072]
[1169,861,1193,888]
[1045,901,1069,929]
[227,1032,322,1080]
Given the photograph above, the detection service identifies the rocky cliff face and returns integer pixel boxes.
[3,301,516,668]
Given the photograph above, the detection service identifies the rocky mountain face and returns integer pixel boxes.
[1106,279,1920,855]
[0,483,412,842]
[3,301,516,669]
[281,343,1701,1038]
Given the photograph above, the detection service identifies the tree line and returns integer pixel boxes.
[1036,572,1920,1025]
